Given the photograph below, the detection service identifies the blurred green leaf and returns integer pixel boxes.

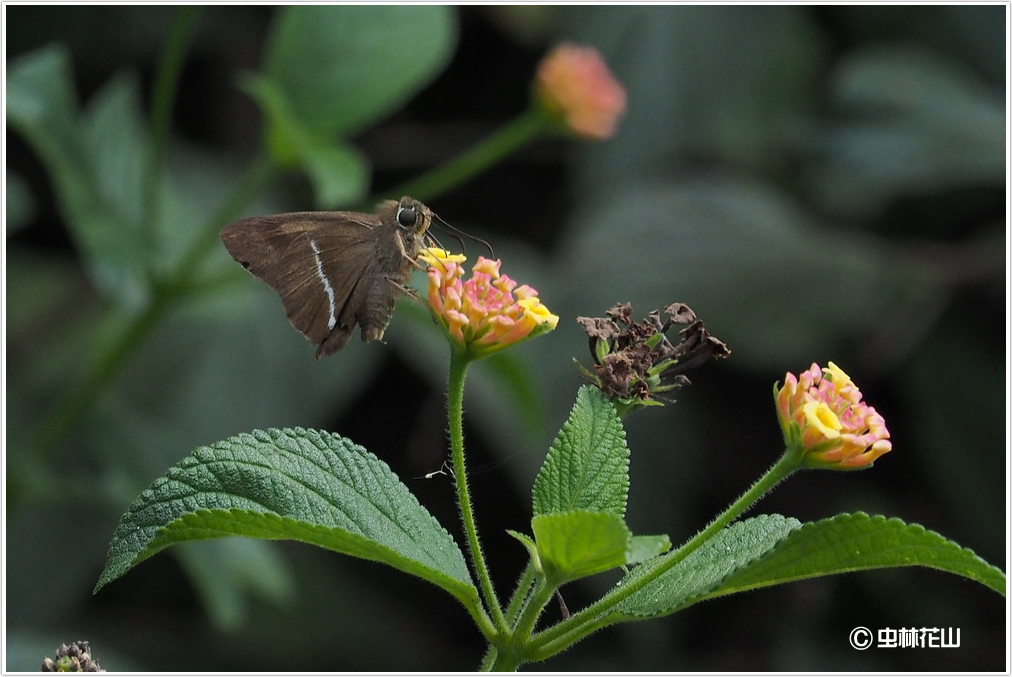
[6,44,78,140]
[565,5,824,184]
[245,6,457,206]
[7,45,155,304]
[264,5,457,138]
[626,534,672,565]
[5,252,103,452]
[299,141,370,209]
[6,169,36,234]
[95,428,480,614]
[176,538,296,632]
[799,46,1004,218]
[556,177,919,368]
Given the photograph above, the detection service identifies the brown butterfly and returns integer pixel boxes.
[220,196,434,358]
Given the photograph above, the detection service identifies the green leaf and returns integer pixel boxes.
[557,178,916,368]
[175,537,295,632]
[532,511,631,584]
[94,428,480,613]
[532,386,629,517]
[300,142,370,209]
[6,170,36,235]
[713,513,1006,597]
[626,534,672,565]
[242,6,455,206]
[614,513,1005,620]
[7,45,154,303]
[6,45,78,145]
[614,514,801,618]
[507,529,540,565]
[264,5,457,138]
[803,46,1005,218]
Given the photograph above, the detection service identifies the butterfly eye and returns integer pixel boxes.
[396,206,417,228]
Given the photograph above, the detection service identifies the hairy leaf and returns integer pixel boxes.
[95,428,479,612]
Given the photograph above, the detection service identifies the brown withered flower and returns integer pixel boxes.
[576,302,730,414]
[41,641,104,672]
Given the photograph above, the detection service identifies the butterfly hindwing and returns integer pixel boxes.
[221,211,381,354]
[219,197,434,358]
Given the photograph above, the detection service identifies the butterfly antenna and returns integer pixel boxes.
[433,213,495,258]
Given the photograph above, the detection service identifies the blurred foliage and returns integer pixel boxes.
[5,5,1005,672]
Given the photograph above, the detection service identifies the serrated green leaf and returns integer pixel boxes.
[532,511,631,584]
[713,512,1006,597]
[95,428,479,613]
[532,386,629,517]
[613,512,1005,621]
[264,5,456,138]
[614,514,800,618]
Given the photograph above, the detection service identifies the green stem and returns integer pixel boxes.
[479,562,539,670]
[142,5,202,244]
[447,347,507,635]
[528,448,804,658]
[373,106,553,205]
[503,562,538,625]
[34,295,167,457]
[168,155,279,290]
[508,575,556,647]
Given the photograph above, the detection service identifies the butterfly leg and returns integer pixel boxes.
[386,277,421,301]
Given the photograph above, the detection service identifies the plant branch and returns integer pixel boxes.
[142,5,203,243]
[528,449,803,654]
[34,157,279,458]
[367,106,552,205]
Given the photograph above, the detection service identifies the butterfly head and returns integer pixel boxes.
[395,197,433,237]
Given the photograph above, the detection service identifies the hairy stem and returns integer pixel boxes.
[447,347,507,636]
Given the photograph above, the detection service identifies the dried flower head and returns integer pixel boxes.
[776,362,892,470]
[41,641,104,672]
[577,302,730,414]
[534,42,627,139]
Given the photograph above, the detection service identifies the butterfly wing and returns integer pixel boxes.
[220,211,382,356]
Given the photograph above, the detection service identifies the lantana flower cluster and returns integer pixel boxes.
[534,42,626,139]
[420,248,558,358]
[776,362,892,470]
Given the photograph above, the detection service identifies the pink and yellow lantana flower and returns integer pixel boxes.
[776,362,892,470]
[534,42,626,140]
[420,248,558,359]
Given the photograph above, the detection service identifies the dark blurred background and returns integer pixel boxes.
[6,5,1006,671]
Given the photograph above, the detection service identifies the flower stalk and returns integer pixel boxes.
[371,42,626,207]
[447,346,507,637]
